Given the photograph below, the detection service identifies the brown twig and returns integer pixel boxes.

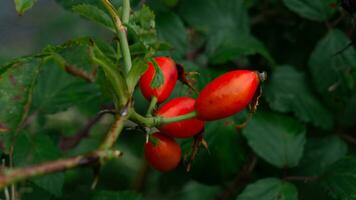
[64,65,96,82]
[339,133,356,145]
[216,155,257,200]
[0,150,122,189]
[284,176,319,183]
[59,109,116,151]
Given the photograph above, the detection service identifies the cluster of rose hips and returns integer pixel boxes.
[140,57,262,172]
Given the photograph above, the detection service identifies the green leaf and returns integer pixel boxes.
[185,120,246,184]
[91,190,143,200]
[149,58,165,88]
[127,58,148,93]
[89,41,128,106]
[295,136,347,176]
[128,5,159,51]
[13,133,64,197]
[308,29,356,105]
[321,156,356,200]
[282,0,336,22]
[207,32,274,65]
[72,4,115,32]
[237,178,298,200]
[179,0,273,64]
[242,112,306,168]
[14,0,37,15]
[156,11,188,58]
[265,65,333,130]
[32,60,101,114]
[179,0,249,34]
[0,57,41,136]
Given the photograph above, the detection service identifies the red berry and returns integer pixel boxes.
[157,97,204,138]
[144,133,181,172]
[139,57,178,103]
[195,70,260,121]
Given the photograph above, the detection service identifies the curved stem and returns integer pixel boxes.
[146,96,158,117]
[122,0,130,24]
[160,111,197,124]
[129,110,197,127]
[99,105,130,150]
[101,0,132,74]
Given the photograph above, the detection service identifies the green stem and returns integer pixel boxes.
[129,110,197,127]
[160,111,197,124]
[101,0,132,74]
[122,0,130,24]
[146,96,158,117]
[99,113,128,150]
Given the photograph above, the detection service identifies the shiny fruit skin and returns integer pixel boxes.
[196,70,260,121]
[144,133,181,172]
[157,97,204,138]
[139,57,178,103]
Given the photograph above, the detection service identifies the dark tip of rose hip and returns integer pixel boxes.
[257,71,267,82]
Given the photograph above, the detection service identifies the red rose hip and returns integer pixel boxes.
[195,70,261,121]
[144,133,181,172]
[139,57,178,103]
[157,97,204,138]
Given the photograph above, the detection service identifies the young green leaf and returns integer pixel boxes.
[127,58,148,93]
[149,57,165,88]
[237,178,298,200]
[242,112,306,168]
[14,0,37,15]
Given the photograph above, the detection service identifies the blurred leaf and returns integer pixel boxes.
[242,112,306,168]
[55,0,122,10]
[185,120,246,184]
[237,178,298,200]
[32,60,102,114]
[91,190,143,200]
[295,136,347,176]
[340,94,356,127]
[179,0,272,64]
[0,57,41,138]
[13,133,64,197]
[156,11,188,58]
[207,32,274,65]
[321,156,356,199]
[282,0,335,22]
[72,4,115,32]
[265,65,333,130]
[170,181,221,200]
[308,29,356,105]
[14,0,37,15]
[179,0,249,34]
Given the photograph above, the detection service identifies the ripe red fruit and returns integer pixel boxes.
[195,70,261,121]
[156,97,204,138]
[144,133,182,172]
[139,57,178,103]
